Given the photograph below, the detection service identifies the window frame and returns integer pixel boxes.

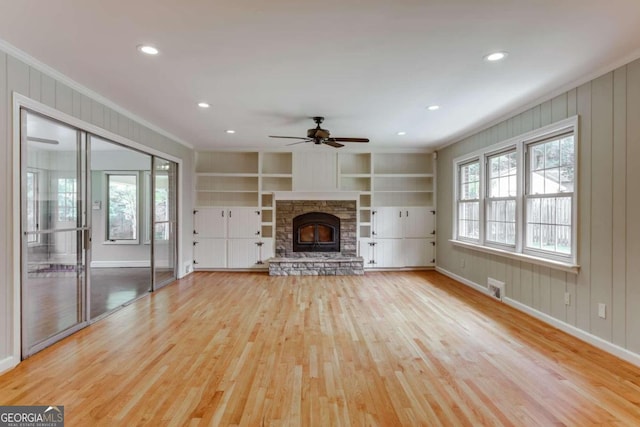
[451,116,579,271]
[484,147,519,250]
[105,171,141,244]
[456,158,482,243]
[522,130,577,263]
[26,170,40,245]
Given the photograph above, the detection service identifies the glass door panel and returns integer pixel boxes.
[153,157,177,289]
[22,110,87,356]
[88,135,152,319]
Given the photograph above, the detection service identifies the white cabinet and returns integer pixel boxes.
[372,207,435,239]
[194,238,226,268]
[193,207,266,269]
[404,239,435,267]
[366,207,436,268]
[228,238,274,268]
[194,207,227,238]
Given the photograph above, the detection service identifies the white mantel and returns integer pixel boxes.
[273,191,360,201]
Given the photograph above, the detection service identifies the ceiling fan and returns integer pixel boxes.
[269,116,369,148]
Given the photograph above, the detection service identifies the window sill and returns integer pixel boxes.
[102,240,140,245]
[449,239,580,274]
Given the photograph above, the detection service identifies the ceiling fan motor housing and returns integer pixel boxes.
[307,128,330,139]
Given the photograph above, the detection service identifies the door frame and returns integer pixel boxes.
[11,93,184,365]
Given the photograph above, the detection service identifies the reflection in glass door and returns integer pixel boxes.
[21,110,88,357]
[88,135,152,319]
[152,157,177,289]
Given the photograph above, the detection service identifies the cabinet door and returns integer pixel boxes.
[403,207,435,238]
[359,238,377,267]
[194,238,226,268]
[258,238,274,264]
[376,238,403,268]
[228,208,261,238]
[194,208,227,238]
[373,207,403,238]
[403,238,435,267]
[228,239,259,268]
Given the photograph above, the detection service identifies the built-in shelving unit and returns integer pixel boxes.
[194,149,436,269]
[259,152,292,240]
[195,152,260,207]
[372,152,434,207]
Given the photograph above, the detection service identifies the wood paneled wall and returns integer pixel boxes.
[437,58,640,356]
[0,48,194,366]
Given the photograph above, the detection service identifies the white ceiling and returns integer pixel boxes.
[1,0,640,151]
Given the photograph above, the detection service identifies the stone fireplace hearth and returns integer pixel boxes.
[269,196,364,275]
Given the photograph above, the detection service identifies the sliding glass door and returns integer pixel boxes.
[152,157,177,289]
[21,110,88,357]
[21,108,180,357]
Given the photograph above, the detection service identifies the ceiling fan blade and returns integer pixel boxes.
[323,140,344,148]
[286,140,311,146]
[27,136,59,144]
[269,135,308,140]
[331,137,369,143]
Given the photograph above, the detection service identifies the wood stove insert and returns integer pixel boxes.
[293,212,340,252]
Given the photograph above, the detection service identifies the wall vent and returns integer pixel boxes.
[487,278,505,301]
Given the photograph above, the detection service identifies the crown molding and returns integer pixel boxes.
[0,38,193,150]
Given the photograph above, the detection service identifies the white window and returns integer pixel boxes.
[457,160,480,241]
[26,171,39,243]
[57,177,77,222]
[107,173,139,241]
[452,116,578,269]
[525,133,575,258]
[486,150,517,246]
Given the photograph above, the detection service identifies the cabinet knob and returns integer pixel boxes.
[193,241,199,246]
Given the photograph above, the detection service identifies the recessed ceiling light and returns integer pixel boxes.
[484,51,508,62]
[225,129,236,134]
[427,105,440,111]
[137,45,159,55]
[197,102,210,108]
[396,131,407,136]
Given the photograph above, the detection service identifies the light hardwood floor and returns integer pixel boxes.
[2,271,640,426]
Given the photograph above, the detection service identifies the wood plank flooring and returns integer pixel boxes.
[2,271,640,426]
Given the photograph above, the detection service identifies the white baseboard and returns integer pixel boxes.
[435,266,640,368]
[90,261,150,268]
[0,356,19,375]
[435,266,491,296]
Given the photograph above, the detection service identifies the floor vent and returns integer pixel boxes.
[487,278,505,301]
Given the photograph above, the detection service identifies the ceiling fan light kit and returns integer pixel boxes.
[269,116,369,149]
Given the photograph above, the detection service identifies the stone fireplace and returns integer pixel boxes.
[275,199,356,257]
[269,193,364,275]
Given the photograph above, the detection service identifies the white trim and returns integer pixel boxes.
[273,191,360,201]
[0,39,193,149]
[435,266,491,296]
[451,116,579,267]
[90,261,151,268]
[449,239,579,274]
[14,93,183,163]
[435,267,640,368]
[436,47,640,151]
[0,356,20,375]
[11,101,21,365]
